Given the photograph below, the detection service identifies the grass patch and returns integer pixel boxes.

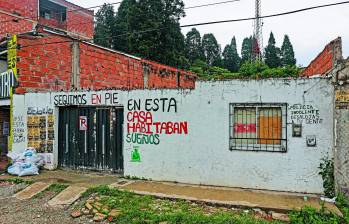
[289,194,349,224]
[336,193,349,224]
[46,183,68,193]
[83,185,282,224]
[34,183,68,198]
[0,177,33,185]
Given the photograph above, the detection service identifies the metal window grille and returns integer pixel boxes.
[229,103,287,152]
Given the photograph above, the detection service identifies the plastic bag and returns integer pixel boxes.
[18,163,39,177]
[7,151,24,162]
[7,163,21,176]
[7,148,43,176]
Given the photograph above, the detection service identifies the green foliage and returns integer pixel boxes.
[281,35,296,66]
[239,61,269,77]
[46,183,68,193]
[94,4,117,48]
[289,193,349,224]
[202,33,221,66]
[264,32,281,68]
[191,60,300,80]
[222,37,241,72]
[97,0,188,68]
[185,28,204,64]
[112,0,132,53]
[336,192,349,223]
[83,185,281,224]
[1,178,33,185]
[34,183,68,198]
[289,206,342,224]
[241,36,253,63]
[319,155,335,198]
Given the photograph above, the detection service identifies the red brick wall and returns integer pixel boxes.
[66,11,93,39]
[0,0,37,19]
[15,32,196,94]
[0,0,93,39]
[0,0,37,36]
[143,59,196,89]
[79,43,144,90]
[16,34,72,93]
[46,0,94,39]
[38,18,67,31]
[301,37,343,77]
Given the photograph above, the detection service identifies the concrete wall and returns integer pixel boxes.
[12,78,334,193]
[334,62,349,194]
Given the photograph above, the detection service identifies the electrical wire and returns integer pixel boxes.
[0,0,240,24]
[5,0,349,50]
[185,0,240,9]
[0,1,122,24]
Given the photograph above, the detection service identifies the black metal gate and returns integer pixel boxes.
[58,107,123,172]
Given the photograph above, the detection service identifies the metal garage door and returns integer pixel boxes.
[58,107,123,172]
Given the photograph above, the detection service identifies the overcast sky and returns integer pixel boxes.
[69,0,349,66]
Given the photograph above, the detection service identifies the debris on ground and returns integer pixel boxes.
[7,148,44,177]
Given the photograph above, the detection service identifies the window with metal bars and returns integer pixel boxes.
[229,103,287,152]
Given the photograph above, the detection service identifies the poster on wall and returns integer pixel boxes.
[8,34,17,151]
[7,35,17,78]
[335,90,349,109]
[27,107,54,153]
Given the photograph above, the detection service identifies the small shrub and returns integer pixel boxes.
[336,193,349,223]
[239,61,269,77]
[289,206,342,224]
[46,183,68,193]
[319,155,335,198]
[1,178,33,185]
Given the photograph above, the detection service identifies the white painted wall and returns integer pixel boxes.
[12,78,334,193]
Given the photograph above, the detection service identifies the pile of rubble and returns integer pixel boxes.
[71,196,122,222]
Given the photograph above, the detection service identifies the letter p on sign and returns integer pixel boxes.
[79,116,88,131]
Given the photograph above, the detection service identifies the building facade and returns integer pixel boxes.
[0,0,196,159]
[0,0,94,39]
[12,78,334,194]
[301,37,349,195]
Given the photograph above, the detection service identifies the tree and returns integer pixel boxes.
[222,36,241,72]
[113,0,188,68]
[185,28,204,64]
[281,35,296,66]
[94,4,117,48]
[264,32,281,68]
[202,33,221,66]
[241,36,252,63]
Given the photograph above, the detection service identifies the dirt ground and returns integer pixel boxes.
[0,185,100,224]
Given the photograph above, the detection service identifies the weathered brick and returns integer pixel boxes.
[0,0,93,39]
[301,37,342,77]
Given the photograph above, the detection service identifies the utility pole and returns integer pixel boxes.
[253,0,262,61]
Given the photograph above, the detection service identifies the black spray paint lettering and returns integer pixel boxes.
[128,98,177,112]
[13,115,25,143]
[54,94,87,106]
[289,104,323,124]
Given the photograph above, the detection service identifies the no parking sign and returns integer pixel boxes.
[79,116,88,131]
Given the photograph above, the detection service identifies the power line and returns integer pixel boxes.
[181,0,349,28]
[0,0,239,25]
[185,0,240,9]
[11,0,349,51]
[50,0,242,29]
[0,1,122,24]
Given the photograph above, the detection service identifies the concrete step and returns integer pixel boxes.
[48,185,87,206]
[14,182,50,200]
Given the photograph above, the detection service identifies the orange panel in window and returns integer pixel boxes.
[258,115,282,145]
